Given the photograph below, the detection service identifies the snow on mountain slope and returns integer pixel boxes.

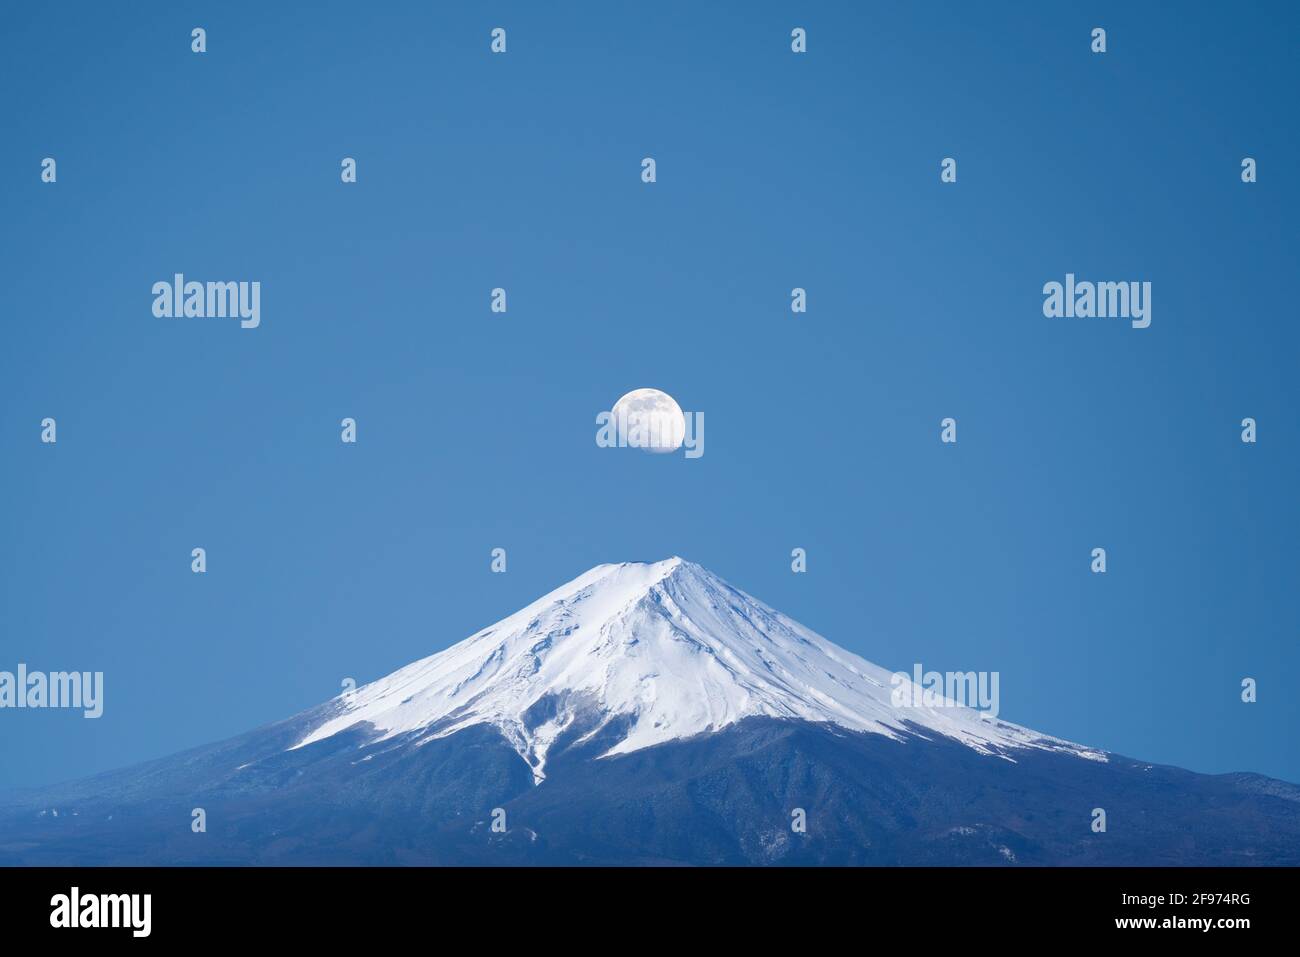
[292,558,1106,780]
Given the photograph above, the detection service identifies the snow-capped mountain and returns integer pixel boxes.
[294,557,1104,779]
[3,558,1297,866]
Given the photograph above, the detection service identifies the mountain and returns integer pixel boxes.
[2,558,1297,866]
[292,558,1106,778]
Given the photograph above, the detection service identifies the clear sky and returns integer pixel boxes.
[2,1,1297,788]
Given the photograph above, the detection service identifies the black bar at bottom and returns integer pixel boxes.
[0,866,1281,942]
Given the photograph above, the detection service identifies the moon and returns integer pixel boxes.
[611,388,685,454]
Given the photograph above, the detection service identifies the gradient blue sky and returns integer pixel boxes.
[2,1,1297,788]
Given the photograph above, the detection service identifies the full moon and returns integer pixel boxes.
[610,388,685,454]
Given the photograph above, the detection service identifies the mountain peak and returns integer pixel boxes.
[291,559,1106,780]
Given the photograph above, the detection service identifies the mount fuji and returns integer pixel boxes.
[2,558,1297,865]
[292,558,1106,779]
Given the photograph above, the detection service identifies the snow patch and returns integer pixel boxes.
[290,558,1107,777]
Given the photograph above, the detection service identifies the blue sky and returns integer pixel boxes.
[2,1,1297,788]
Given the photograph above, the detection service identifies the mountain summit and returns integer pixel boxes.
[293,558,1104,779]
